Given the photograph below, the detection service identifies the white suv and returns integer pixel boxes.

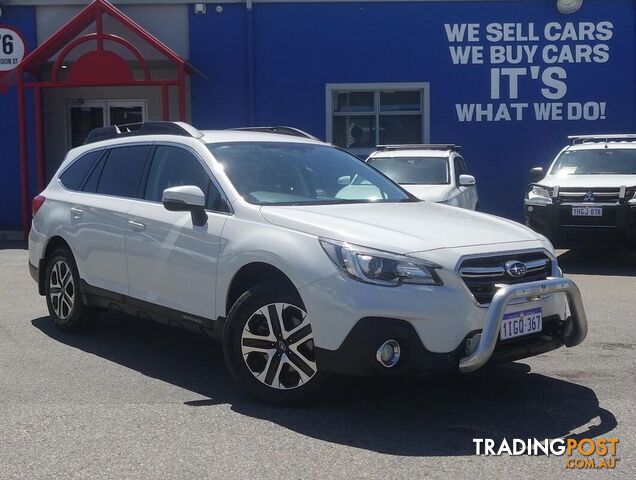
[525,134,636,248]
[29,122,587,404]
[365,145,479,210]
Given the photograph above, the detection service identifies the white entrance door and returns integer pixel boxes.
[68,99,147,148]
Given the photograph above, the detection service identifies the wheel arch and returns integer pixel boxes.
[39,236,73,295]
[225,262,300,316]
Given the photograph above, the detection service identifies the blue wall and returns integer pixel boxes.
[0,1,633,229]
[190,0,636,220]
[0,6,36,231]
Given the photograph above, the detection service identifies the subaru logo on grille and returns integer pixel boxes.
[583,191,595,202]
[505,260,527,278]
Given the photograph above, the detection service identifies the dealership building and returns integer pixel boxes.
[0,0,634,236]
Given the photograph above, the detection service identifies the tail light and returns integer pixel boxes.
[32,195,46,217]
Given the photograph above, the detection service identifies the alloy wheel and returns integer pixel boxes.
[241,303,316,390]
[49,260,75,320]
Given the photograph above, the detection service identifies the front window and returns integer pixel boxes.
[207,142,415,205]
[327,83,430,156]
[551,149,636,175]
[367,157,449,185]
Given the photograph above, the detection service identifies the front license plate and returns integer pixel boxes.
[572,206,603,217]
[500,307,542,341]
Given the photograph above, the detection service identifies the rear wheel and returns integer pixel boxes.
[44,247,95,332]
[223,281,323,404]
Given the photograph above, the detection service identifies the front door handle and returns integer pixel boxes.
[127,220,146,231]
[70,207,84,219]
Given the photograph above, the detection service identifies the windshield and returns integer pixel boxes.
[367,156,450,184]
[551,149,636,175]
[207,142,415,205]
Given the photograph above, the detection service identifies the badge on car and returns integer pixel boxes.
[504,260,527,278]
[572,206,603,216]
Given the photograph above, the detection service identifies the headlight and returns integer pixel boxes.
[319,239,442,286]
[526,185,552,203]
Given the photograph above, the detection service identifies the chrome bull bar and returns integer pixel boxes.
[459,277,588,373]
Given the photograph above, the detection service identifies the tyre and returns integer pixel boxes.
[44,247,95,332]
[223,281,323,405]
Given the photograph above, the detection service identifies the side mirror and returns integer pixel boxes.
[529,167,544,183]
[338,175,352,185]
[162,185,207,226]
[458,174,476,187]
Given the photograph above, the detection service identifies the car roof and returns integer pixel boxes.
[369,149,451,159]
[566,141,636,151]
[201,130,326,145]
[65,129,327,159]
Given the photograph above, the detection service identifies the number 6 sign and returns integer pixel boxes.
[0,26,26,73]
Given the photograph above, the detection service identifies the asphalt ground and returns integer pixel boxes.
[0,242,634,479]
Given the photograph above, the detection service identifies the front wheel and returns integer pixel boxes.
[223,281,323,405]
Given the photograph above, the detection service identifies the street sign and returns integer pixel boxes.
[0,26,25,72]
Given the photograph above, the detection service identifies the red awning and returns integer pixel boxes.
[9,0,200,238]
[1,0,196,90]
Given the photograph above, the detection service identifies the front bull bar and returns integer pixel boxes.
[459,277,588,373]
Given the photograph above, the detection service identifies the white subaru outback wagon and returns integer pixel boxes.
[29,122,588,404]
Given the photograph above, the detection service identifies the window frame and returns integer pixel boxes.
[57,148,107,192]
[326,82,431,157]
[138,142,233,216]
[453,155,469,184]
[92,144,154,200]
[65,141,232,215]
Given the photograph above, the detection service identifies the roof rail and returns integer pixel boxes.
[376,144,461,152]
[229,126,319,140]
[568,134,636,145]
[84,121,204,145]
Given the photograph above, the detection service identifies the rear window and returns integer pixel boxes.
[59,150,102,190]
[96,145,151,198]
[367,156,450,184]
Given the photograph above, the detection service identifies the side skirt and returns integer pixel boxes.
[80,280,224,340]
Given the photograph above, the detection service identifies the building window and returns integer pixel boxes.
[326,83,430,155]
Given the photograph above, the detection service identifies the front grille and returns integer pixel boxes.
[557,188,623,204]
[458,251,552,305]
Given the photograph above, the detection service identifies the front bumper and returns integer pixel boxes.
[525,201,636,246]
[306,274,587,376]
[314,314,566,376]
[458,277,587,372]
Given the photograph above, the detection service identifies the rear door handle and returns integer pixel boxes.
[127,220,146,231]
[70,207,84,219]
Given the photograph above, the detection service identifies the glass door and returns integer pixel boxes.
[68,99,147,148]
[108,100,145,127]
[69,101,105,148]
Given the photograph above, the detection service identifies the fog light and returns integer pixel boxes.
[465,333,482,356]
[376,340,401,368]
